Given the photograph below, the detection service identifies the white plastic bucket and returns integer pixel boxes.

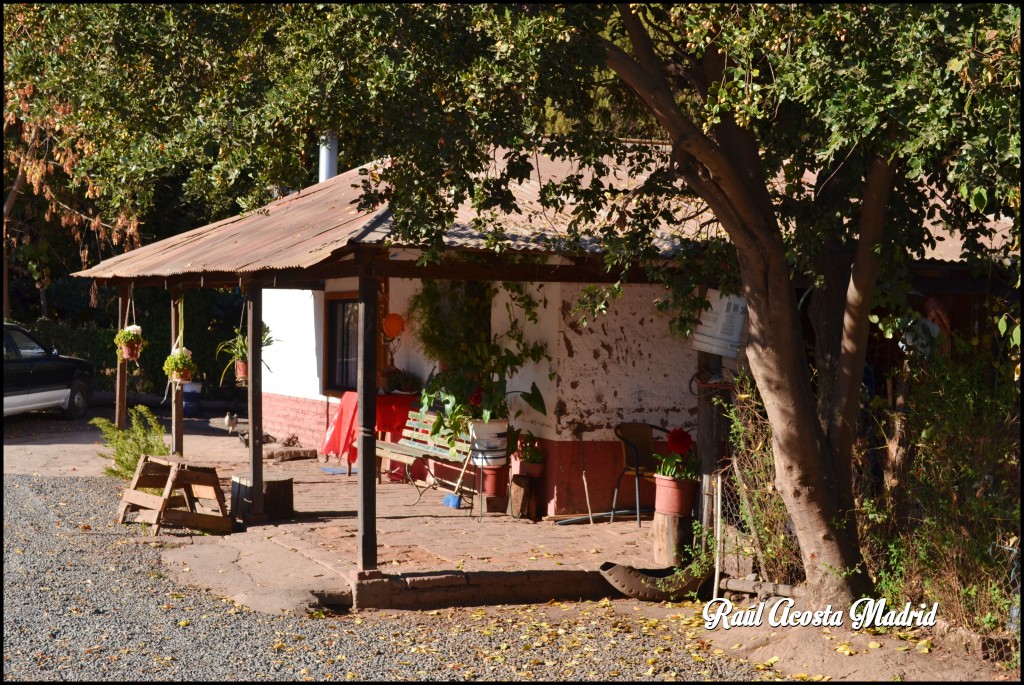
[691,330,743,358]
[692,289,747,358]
[469,419,508,467]
[182,382,203,417]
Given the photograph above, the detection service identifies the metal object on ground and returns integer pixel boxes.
[718,577,806,599]
[599,561,709,602]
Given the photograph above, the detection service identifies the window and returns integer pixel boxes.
[7,329,47,359]
[325,295,359,392]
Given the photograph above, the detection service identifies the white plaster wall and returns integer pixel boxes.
[492,283,559,440]
[262,277,704,441]
[556,283,698,441]
[387,278,434,382]
[262,289,327,401]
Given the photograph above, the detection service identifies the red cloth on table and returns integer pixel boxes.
[319,391,417,464]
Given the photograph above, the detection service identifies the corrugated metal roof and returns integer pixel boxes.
[74,151,1004,283]
[76,165,388,281]
[75,153,706,282]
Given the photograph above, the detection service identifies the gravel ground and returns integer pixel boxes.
[3,473,762,682]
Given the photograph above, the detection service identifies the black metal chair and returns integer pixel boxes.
[611,422,669,527]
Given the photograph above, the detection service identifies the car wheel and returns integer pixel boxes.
[63,380,90,420]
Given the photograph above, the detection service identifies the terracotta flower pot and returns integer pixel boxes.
[170,369,192,383]
[480,465,509,498]
[653,475,699,516]
[234,359,248,384]
[514,461,544,479]
[120,341,142,361]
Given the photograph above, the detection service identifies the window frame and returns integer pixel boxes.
[322,291,360,396]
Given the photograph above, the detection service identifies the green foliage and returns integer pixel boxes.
[113,325,147,362]
[652,451,699,480]
[858,333,1020,636]
[514,432,546,465]
[412,279,551,447]
[407,278,492,372]
[723,374,806,586]
[162,348,198,378]
[89,405,169,480]
[657,520,717,601]
[381,368,423,394]
[113,326,144,346]
[26,318,115,392]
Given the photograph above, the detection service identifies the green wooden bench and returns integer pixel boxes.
[376,410,479,505]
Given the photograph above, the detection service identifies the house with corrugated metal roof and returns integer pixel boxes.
[73,150,1009,576]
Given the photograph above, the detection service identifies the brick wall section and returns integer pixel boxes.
[262,392,336,452]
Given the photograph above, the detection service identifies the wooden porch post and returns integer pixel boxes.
[357,267,378,571]
[115,285,129,429]
[247,285,266,519]
[170,290,184,455]
[697,351,725,550]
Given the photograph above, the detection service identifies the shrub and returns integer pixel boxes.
[858,333,1020,639]
[90,405,169,479]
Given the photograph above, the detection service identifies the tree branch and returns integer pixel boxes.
[828,153,897,480]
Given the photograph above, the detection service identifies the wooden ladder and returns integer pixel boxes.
[116,455,232,536]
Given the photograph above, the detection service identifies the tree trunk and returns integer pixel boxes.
[606,11,876,606]
[809,245,853,433]
[883,360,912,528]
[3,164,28,321]
[737,236,873,606]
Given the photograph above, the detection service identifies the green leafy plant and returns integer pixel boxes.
[382,368,422,394]
[514,432,546,464]
[653,427,699,479]
[113,324,144,346]
[162,345,198,378]
[412,279,551,447]
[215,322,274,385]
[113,324,146,361]
[90,405,169,479]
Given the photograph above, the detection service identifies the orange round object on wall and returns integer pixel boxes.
[381,313,404,339]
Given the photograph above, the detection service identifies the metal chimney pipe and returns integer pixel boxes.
[319,132,338,182]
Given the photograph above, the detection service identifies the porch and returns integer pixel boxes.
[153,415,666,613]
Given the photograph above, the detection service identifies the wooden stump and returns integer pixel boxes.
[231,473,294,522]
[652,512,694,567]
[509,475,540,519]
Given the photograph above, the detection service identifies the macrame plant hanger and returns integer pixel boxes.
[163,296,187,404]
[126,284,139,365]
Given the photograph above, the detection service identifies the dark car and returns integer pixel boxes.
[3,322,93,419]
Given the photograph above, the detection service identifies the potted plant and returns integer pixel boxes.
[412,280,551,463]
[419,331,548,464]
[216,322,274,386]
[163,345,198,383]
[113,324,146,361]
[512,431,546,478]
[652,427,700,517]
[382,368,423,394]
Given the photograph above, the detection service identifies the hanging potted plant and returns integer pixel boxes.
[113,324,146,362]
[163,345,198,383]
[216,323,274,386]
[652,427,700,517]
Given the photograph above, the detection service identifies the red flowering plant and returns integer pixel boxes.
[653,427,700,480]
